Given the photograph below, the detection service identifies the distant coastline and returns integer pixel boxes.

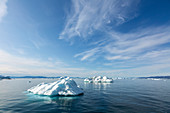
[1,75,170,80]
[138,76,170,79]
[0,75,11,80]
[10,76,83,79]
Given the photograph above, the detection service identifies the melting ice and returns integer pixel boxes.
[27,77,83,96]
[84,76,113,83]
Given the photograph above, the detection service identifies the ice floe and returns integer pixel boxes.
[84,76,113,83]
[27,77,83,96]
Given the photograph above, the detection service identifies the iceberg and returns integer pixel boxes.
[84,78,93,83]
[27,77,83,96]
[84,76,113,83]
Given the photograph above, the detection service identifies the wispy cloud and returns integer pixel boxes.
[0,49,87,76]
[75,26,170,62]
[58,0,170,76]
[59,0,140,40]
[0,49,64,68]
[68,15,170,76]
[74,47,100,61]
[1,49,170,77]
[105,26,170,58]
[0,0,8,22]
[105,55,131,60]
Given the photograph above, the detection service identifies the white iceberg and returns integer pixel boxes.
[84,78,93,83]
[84,76,113,83]
[27,77,83,96]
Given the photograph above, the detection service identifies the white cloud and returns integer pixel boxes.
[74,47,100,61]
[105,55,131,60]
[75,26,170,62]
[137,49,170,65]
[139,49,170,59]
[0,0,8,22]
[59,0,140,40]
[105,27,170,55]
[58,0,170,76]
[72,26,170,77]
[60,0,170,64]
[1,49,169,77]
[0,49,87,76]
[0,49,65,68]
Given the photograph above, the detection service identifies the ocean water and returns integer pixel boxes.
[0,79,170,113]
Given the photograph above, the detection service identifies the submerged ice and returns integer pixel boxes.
[27,77,83,96]
[84,76,113,83]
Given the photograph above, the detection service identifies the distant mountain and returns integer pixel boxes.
[138,76,170,79]
[0,75,11,80]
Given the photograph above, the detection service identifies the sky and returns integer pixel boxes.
[0,0,170,77]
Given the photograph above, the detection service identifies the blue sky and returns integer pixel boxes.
[0,0,170,77]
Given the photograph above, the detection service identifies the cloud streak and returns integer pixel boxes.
[0,49,87,76]
[75,26,170,62]
[1,49,170,77]
[59,0,170,76]
[74,47,100,61]
[59,0,140,40]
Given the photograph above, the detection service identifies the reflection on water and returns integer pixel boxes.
[0,79,170,113]
[26,92,81,105]
[25,92,84,112]
[84,82,112,90]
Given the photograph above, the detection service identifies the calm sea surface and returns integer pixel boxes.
[0,78,170,113]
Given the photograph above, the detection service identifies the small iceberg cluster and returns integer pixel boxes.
[147,78,162,81]
[84,76,113,83]
[27,77,83,96]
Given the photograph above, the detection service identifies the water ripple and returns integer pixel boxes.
[0,79,170,113]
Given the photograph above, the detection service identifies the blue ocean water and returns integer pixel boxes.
[0,78,170,113]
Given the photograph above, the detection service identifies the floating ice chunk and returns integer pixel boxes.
[148,78,162,81]
[27,77,83,96]
[103,79,113,83]
[84,78,93,83]
[84,76,113,83]
[103,76,107,80]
